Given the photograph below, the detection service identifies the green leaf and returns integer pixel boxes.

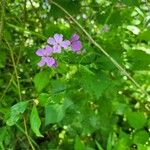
[30,105,43,137]
[95,0,105,4]
[50,0,80,18]
[126,111,147,129]
[137,144,149,150]
[133,130,149,144]
[51,79,66,94]
[126,25,140,35]
[45,104,65,125]
[127,50,150,70]
[6,101,28,126]
[113,102,128,115]
[107,133,112,150]
[95,141,104,150]
[33,70,51,92]
[74,136,85,150]
[121,0,140,6]
[0,127,8,143]
[78,65,109,99]
[38,93,50,106]
[45,98,72,125]
[0,50,6,68]
[0,79,4,86]
[139,30,150,42]
[113,138,130,150]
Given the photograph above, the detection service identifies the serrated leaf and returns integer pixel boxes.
[45,98,72,125]
[126,111,147,129]
[6,101,28,126]
[78,65,109,99]
[30,105,43,137]
[33,70,50,92]
[51,79,66,94]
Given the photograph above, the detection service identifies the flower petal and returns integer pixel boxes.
[44,45,53,56]
[52,61,58,67]
[44,57,56,67]
[71,34,79,42]
[36,49,44,56]
[54,34,63,43]
[71,41,82,52]
[61,40,71,48]
[47,37,56,45]
[37,58,46,67]
[53,45,61,53]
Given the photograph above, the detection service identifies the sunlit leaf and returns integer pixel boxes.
[33,70,51,92]
[121,0,140,6]
[126,25,140,35]
[133,130,149,144]
[126,111,147,129]
[74,136,85,150]
[6,101,28,126]
[45,104,65,125]
[30,105,43,137]
[78,65,109,99]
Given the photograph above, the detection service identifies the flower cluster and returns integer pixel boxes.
[36,33,82,67]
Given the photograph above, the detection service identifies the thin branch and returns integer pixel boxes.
[23,118,36,150]
[16,123,40,150]
[51,0,150,100]
[5,40,22,101]
[5,40,36,150]
[0,73,14,101]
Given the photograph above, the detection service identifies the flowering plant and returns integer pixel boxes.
[36,33,82,67]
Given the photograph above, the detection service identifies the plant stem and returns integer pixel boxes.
[5,40,36,150]
[5,40,22,101]
[23,118,36,150]
[16,123,40,150]
[51,0,150,100]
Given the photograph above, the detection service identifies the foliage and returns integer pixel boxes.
[0,0,150,149]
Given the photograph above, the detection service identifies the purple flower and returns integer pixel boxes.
[36,45,57,67]
[70,34,82,52]
[47,34,70,53]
